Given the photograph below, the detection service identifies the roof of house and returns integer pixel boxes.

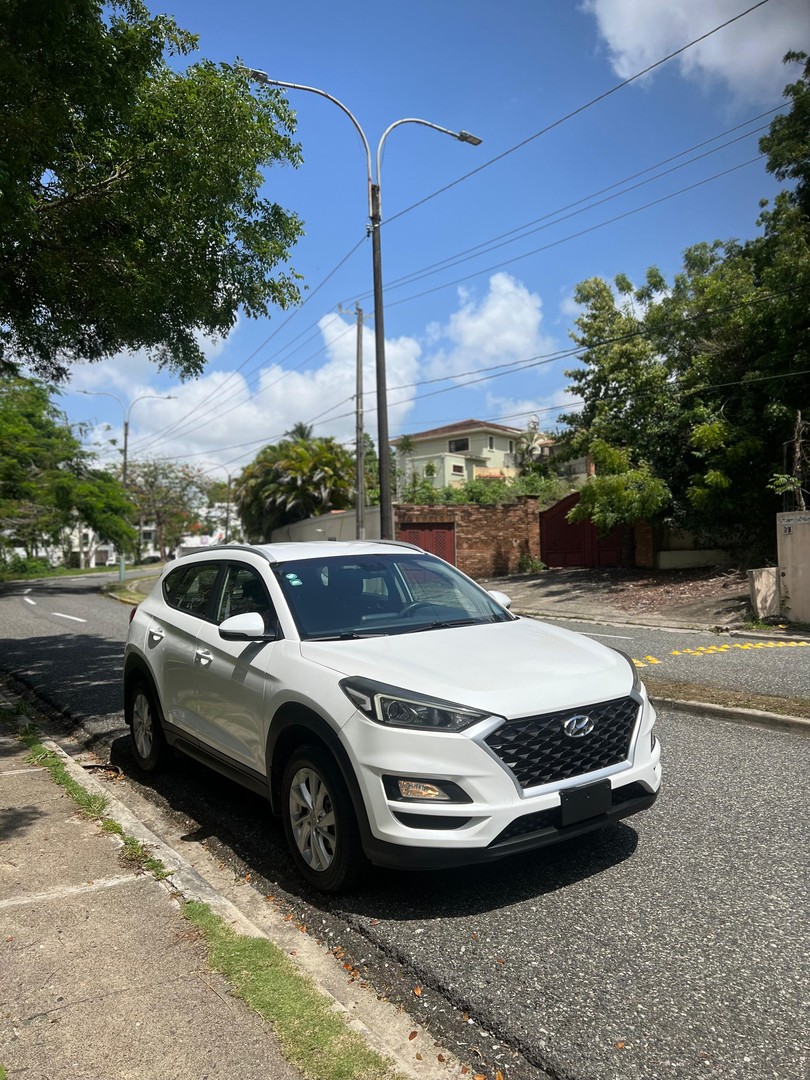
[391,419,523,444]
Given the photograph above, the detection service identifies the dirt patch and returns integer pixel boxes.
[645,676,810,720]
[571,566,750,615]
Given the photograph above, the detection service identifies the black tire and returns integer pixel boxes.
[281,745,366,893]
[125,677,170,772]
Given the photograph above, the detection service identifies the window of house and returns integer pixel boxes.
[488,436,494,449]
[448,437,469,453]
[508,440,514,453]
[452,464,464,475]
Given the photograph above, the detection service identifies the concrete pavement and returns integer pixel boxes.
[0,712,306,1080]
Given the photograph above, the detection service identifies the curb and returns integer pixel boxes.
[649,696,810,732]
[513,605,810,639]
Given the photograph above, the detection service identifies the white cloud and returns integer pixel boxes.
[582,0,806,103]
[69,314,423,475]
[424,273,556,386]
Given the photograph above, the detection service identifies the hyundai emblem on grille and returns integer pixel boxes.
[562,714,595,738]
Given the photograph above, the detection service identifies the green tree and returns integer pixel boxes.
[235,437,355,541]
[127,459,212,558]
[0,0,303,380]
[558,53,810,561]
[0,376,134,563]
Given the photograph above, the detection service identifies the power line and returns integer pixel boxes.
[385,0,773,226]
[386,157,764,310]
[128,236,366,453]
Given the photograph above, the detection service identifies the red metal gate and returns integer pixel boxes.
[397,523,456,565]
[540,493,633,568]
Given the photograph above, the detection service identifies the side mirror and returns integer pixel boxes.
[488,590,512,609]
[218,611,275,641]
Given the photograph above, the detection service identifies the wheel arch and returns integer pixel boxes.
[123,654,162,727]
[266,705,370,839]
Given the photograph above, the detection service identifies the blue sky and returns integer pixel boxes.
[63,0,809,481]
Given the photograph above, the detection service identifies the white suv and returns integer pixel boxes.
[124,541,661,891]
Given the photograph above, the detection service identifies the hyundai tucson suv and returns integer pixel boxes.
[124,541,661,891]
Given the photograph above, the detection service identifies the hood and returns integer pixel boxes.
[300,617,633,718]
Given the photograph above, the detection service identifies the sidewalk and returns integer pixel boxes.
[0,721,305,1080]
[0,696,465,1080]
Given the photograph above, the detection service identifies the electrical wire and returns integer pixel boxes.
[384,0,773,226]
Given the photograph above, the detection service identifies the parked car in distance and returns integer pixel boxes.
[123,541,661,891]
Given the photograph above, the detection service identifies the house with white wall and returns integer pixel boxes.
[392,419,525,488]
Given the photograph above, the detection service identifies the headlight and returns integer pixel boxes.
[613,648,641,693]
[340,677,490,732]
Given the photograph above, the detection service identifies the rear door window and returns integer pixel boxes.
[162,563,221,620]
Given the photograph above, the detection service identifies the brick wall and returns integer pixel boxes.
[396,498,541,577]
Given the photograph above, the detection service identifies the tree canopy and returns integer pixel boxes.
[558,52,810,563]
[235,435,355,541]
[0,0,304,380]
[0,376,134,561]
[126,459,213,559]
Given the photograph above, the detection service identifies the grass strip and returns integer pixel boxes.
[645,678,810,719]
[183,901,405,1080]
[17,726,172,878]
[22,732,109,819]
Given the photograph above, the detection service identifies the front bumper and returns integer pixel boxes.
[340,694,662,868]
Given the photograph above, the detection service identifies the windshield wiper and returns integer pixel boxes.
[399,618,480,634]
[306,630,383,641]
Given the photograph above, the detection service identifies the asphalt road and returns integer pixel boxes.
[549,618,810,701]
[1,575,808,1080]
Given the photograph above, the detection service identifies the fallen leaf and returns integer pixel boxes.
[370,918,380,926]
[284,913,293,921]
[413,986,422,996]
[474,1074,486,1080]
[615,1041,626,1050]
[437,1054,445,1063]
[289,949,298,956]
[496,1072,504,1080]
[244,873,252,881]
[408,1031,418,1041]
[415,1053,423,1061]
[471,932,479,941]
[495,957,505,965]
[461,1068,470,1076]
[265,894,274,902]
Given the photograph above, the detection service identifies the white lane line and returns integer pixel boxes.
[582,633,634,640]
[24,597,36,605]
[23,587,31,594]
[51,612,87,623]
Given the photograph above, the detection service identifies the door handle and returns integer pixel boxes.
[195,648,213,667]
[148,626,164,642]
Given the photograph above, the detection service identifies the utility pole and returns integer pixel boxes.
[355,304,366,540]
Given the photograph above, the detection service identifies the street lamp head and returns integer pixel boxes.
[457,130,482,146]
[239,66,270,84]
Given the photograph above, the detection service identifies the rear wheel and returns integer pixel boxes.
[125,678,170,772]
[281,746,366,892]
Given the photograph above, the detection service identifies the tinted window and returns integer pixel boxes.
[163,562,220,618]
[275,554,511,639]
[215,564,275,630]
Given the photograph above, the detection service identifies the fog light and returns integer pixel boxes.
[398,780,450,800]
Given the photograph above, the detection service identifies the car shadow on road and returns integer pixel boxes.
[109,733,641,918]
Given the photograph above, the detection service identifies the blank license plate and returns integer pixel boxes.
[560,780,612,827]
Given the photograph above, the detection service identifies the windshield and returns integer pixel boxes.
[274,553,514,640]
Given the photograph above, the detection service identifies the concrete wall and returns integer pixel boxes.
[271,507,381,544]
[777,511,810,622]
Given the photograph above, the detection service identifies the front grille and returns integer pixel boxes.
[484,696,639,789]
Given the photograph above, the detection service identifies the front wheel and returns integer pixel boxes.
[125,678,170,772]
[281,746,366,892]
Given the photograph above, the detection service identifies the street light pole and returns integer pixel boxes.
[78,390,175,580]
[242,70,481,538]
